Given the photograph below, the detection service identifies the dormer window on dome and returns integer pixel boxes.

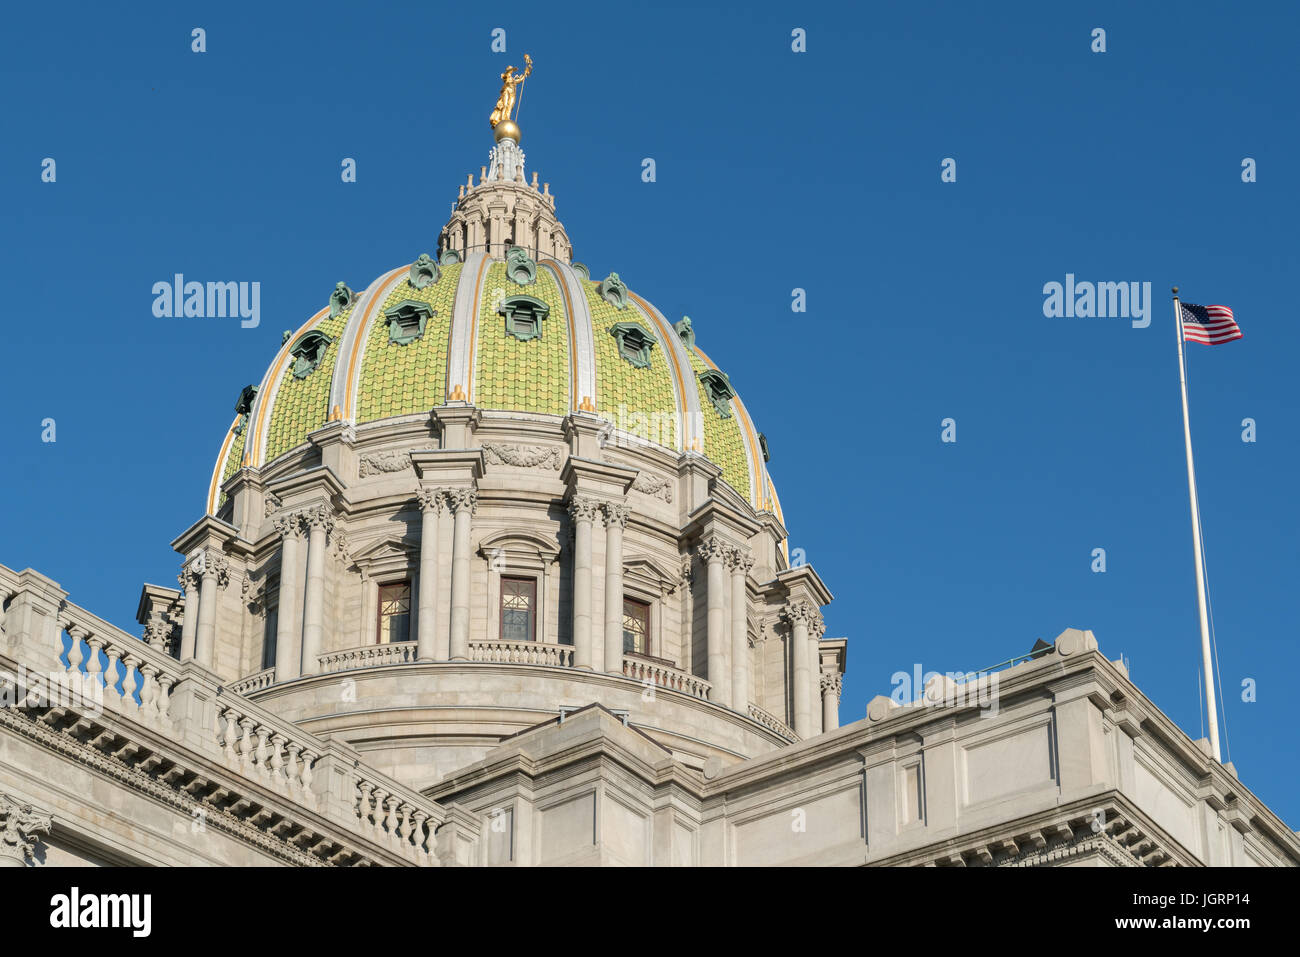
[289,332,332,379]
[609,321,656,369]
[499,295,550,341]
[232,384,258,435]
[384,300,435,345]
[698,369,735,418]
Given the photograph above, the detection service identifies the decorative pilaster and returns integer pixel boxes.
[273,511,307,682]
[299,504,335,676]
[602,503,630,675]
[416,487,447,661]
[177,565,199,660]
[568,496,601,670]
[446,488,478,661]
[0,794,52,867]
[698,538,731,707]
[783,599,817,737]
[726,546,755,712]
[194,549,229,670]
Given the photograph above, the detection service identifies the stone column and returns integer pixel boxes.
[568,496,599,670]
[809,612,825,736]
[698,538,731,707]
[194,549,228,671]
[178,565,199,661]
[821,673,842,731]
[727,546,754,713]
[785,600,815,737]
[299,504,334,676]
[602,503,629,675]
[447,488,477,661]
[0,794,52,867]
[273,511,305,682]
[416,487,445,661]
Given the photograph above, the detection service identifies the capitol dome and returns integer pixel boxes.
[173,111,840,787]
[207,145,780,526]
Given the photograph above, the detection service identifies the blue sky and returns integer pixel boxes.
[3,2,1297,822]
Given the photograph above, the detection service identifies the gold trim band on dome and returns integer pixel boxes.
[695,345,765,509]
[249,306,330,467]
[627,290,689,453]
[460,253,493,404]
[205,415,243,516]
[539,260,579,411]
[340,265,412,422]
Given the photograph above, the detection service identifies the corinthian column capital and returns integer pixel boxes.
[445,487,478,516]
[417,486,447,514]
[196,549,231,588]
[724,545,755,576]
[273,509,308,540]
[697,536,728,565]
[0,793,52,865]
[177,565,200,592]
[601,502,630,528]
[567,495,601,524]
[304,503,335,535]
[783,598,817,626]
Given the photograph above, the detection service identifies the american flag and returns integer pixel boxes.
[1180,303,1242,345]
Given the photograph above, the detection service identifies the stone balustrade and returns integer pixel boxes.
[469,639,575,668]
[354,773,438,864]
[2,564,451,865]
[55,604,181,730]
[215,701,320,802]
[622,654,712,701]
[320,641,418,675]
[748,703,797,742]
[227,668,274,695]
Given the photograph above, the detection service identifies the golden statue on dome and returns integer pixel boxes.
[489,54,532,141]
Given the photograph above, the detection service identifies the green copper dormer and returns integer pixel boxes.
[289,332,332,378]
[609,321,656,369]
[698,368,735,418]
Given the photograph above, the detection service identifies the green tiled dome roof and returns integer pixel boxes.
[209,252,776,519]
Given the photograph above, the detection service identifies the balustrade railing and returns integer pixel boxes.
[215,701,319,800]
[55,604,181,729]
[227,668,274,695]
[748,703,797,742]
[353,774,438,864]
[319,641,418,674]
[469,639,574,668]
[622,655,712,701]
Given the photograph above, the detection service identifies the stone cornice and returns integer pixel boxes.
[169,514,242,559]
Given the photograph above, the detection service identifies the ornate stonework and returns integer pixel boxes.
[630,470,673,502]
[601,502,630,528]
[697,537,728,565]
[482,443,562,470]
[359,450,414,477]
[445,488,478,516]
[0,793,52,866]
[567,495,601,524]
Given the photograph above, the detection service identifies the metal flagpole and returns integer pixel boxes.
[1172,286,1222,762]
